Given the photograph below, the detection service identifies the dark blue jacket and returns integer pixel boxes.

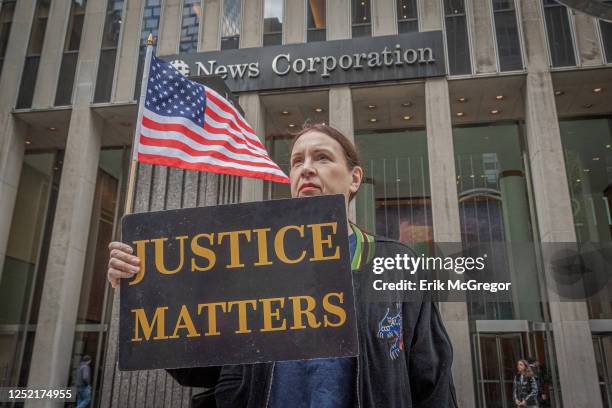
[168,227,457,407]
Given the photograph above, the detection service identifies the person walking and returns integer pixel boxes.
[513,359,538,407]
[76,355,92,408]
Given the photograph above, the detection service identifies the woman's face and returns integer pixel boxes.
[289,131,362,205]
[517,361,526,371]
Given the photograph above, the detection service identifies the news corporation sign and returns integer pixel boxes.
[164,31,446,93]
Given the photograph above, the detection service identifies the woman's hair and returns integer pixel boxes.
[290,123,363,201]
[517,359,534,377]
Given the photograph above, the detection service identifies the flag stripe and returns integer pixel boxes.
[204,89,266,150]
[203,100,267,157]
[137,144,288,177]
[138,153,291,183]
[139,132,282,170]
[203,105,267,153]
[141,115,271,162]
[202,110,269,157]
[142,108,272,161]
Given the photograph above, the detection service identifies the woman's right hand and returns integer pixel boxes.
[107,241,140,289]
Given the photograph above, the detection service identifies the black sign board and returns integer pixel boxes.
[119,195,358,371]
[164,31,446,92]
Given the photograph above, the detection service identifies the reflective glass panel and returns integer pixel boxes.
[307,0,326,42]
[180,0,201,52]
[492,0,523,71]
[355,130,431,246]
[454,124,541,321]
[0,152,62,387]
[543,0,576,67]
[134,0,162,99]
[264,0,282,46]
[559,119,612,319]
[17,0,50,108]
[221,0,241,49]
[444,0,471,75]
[64,0,87,52]
[77,149,124,324]
[0,0,16,59]
[94,0,124,103]
[352,0,371,38]
[601,20,612,64]
[396,0,418,33]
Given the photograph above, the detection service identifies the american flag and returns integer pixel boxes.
[134,54,290,184]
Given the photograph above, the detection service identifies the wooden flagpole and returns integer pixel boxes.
[125,34,155,215]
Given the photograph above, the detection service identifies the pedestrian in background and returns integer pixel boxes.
[76,355,92,408]
[513,359,538,407]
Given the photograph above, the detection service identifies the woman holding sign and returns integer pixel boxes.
[107,123,457,407]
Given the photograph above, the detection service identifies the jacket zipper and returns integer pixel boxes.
[264,362,275,407]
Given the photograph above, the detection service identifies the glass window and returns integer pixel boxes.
[352,0,371,38]
[307,0,326,42]
[559,118,612,319]
[179,0,201,53]
[0,0,16,76]
[221,0,241,50]
[16,0,51,109]
[263,0,282,46]
[543,0,576,67]
[93,0,125,103]
[601,20,612,64]
[28,0,50,55]
[560,118,612,243]
[396,0,418,33]
[355,130,432,247]
[443,0,472,75]
[492,0,523,71]
[71,149,125,405]
[68,331,106,406]
[134,0,161,100]
[77,149,124,325]
[454,124,541,321]
[64,0,87,52]
[55,0,88,106]
[0,152,63,387]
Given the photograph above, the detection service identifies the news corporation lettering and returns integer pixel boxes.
[192,44,436,80]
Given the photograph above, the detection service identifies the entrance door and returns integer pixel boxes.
[475,333,526,408]
[593,334,612,407]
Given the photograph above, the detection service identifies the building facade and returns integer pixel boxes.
[0,0,611,407]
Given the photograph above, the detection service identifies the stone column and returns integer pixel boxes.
[284,0,306,44]
[327,0,350,40]
[200,0,221,51]
[372,0,397,36]
[239,93,265,203]
[240,0,263,49]
[238,0,264,203]
[157,0,181,56]
[420,1,476,406]
[31,0,72,108]
[468,0,496,74]
[25,0,108,403]
[425,78,476,408]
[520,1,602,407]
[0,0,38,283]
[329,86,356,221]
[326,0,352,218]
[113,0,145,102]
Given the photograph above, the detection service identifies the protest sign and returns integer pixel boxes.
[119,194,357,370]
